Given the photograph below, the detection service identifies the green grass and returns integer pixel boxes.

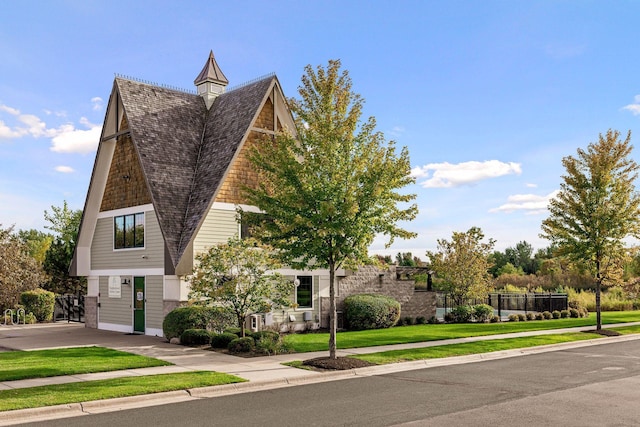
[0,347,172,381]
[284,311,640,353]
[611,324,640,335]
[0,372,246,412]
[352,332,603,364]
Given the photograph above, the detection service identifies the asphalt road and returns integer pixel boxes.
[25,339,640,427]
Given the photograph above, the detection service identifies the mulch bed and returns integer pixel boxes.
[302,356,376,371]
[583,329,622,337]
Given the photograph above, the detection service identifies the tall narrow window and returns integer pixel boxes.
[296,276,313,308]
[114,213,145,249]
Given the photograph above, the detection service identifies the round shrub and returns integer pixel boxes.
[211,332,238,349]
[472,304,493,323]
[428,316,439,324]
[569,308,579,318]
[526,312,536,321]
[490,315,500,323]
[535,312,544,320]
[224,327,243,337]
[552,310,561,319]
[450,305,473,323]
[20,289,55,322]
[542,311,552,320]
[517,313,526,321]
[508,314,519,322]
[403,316,415,326]
[249,330,280,342]
[560,309,570,318]
[162,306,234,340]
[180,329,212,346]
[228,337,255,353]
[416,316,427,325]
[344,294,401,330]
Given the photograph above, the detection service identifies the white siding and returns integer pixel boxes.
[193,208,238,255]
[91,210,164,271]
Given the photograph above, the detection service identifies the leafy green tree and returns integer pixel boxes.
[0,225,47,311]
[16,229,53,265]
[395,252,417,267]
[243,60,417,359]
[43,201,84,294]
[496,262,524,276]
[541,129,640,330]
[426,227,495,306]
[188,237,294,337]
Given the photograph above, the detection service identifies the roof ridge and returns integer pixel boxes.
[226,73,276,92]
[114,73,196,95]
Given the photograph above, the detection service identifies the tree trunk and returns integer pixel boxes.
[596,259,601,331]
[329,262,337,359]
[239,313,246,337]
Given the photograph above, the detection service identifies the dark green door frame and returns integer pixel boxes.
[133,277,145,333]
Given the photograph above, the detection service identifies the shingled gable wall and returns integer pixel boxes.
[321,265,436,328]
[100,118,152,212]
[215,97,275,204]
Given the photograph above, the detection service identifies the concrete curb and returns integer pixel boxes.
[2,332,640,426]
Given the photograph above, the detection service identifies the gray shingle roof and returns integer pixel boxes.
[116,75,275,267]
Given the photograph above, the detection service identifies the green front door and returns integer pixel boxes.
[133,277,145,334]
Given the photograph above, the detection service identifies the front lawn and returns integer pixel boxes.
[0,372,245,411]
[284,311,640,353]
[0,347,172,381]
[352,332,603,364]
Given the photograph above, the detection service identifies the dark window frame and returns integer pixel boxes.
[296,276,313,309]
[114,212,145,250]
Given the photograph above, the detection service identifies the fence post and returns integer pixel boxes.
[497,294,502,318]
[524,294,528,314]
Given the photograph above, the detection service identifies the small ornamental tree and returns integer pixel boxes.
[243,60,417,359]
[427,227,495,306]
[188,237,293,337]
[0,225,47,311]
[541,129,640,330]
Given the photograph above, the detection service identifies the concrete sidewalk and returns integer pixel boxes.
[2,321,640,425]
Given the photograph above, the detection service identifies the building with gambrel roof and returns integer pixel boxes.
[71,52,435,336]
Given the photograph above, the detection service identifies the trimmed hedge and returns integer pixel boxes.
[20,289,55,322]
[344,294,401,330]
[180,329,212,346]
[211,332,238,349]
[162,306,235,340]
[228,337,255,353]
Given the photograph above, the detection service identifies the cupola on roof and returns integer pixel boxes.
[194,50,229,109]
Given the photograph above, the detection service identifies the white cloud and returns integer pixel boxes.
[0,103,101,153]
[490,190,559,215]
[622,95,640,116]
[50,124,101,154]
[54,165,75,173]
[0,105,20,115]
[526,183,538,188]
[0,120,24,138]
[411,160,522,188]
[91,97,104,111]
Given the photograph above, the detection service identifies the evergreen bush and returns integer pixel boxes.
[344,294,401,330]
[472,304,493,322]
[211,332,238,349]
[180,329,212,346]
[162,306,234,340]
[20,289,55,322]
[228,337,255,353]
[450,305,473,323]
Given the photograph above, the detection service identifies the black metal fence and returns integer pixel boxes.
[54,294,85,323]
[438,292,568,318]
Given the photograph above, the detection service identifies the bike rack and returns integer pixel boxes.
[2,308,25,325]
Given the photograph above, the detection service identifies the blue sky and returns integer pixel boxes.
[1,1,640,258]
